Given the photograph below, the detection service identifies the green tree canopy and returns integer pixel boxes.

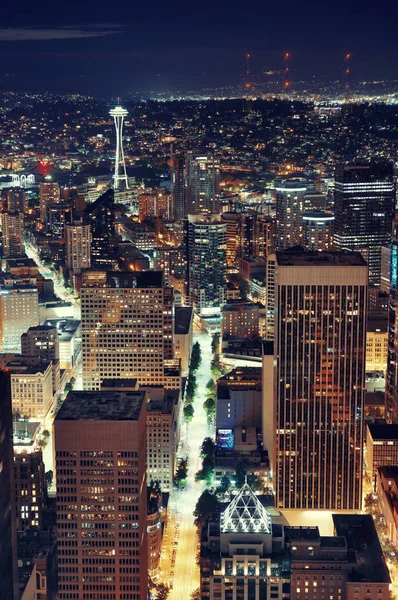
[183,403,194,422]
[194,490,218,528]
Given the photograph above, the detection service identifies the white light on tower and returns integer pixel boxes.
[109,104,129,190]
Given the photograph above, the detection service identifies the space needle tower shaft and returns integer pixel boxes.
[110,104,129,190]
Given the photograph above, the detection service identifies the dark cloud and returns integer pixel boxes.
[0,25,123,41]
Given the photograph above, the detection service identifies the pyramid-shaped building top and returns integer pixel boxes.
[220,483,272,534]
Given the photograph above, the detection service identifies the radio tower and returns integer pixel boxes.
[344,52,351,102]
[110,102,129,190]
[283,52,290,94]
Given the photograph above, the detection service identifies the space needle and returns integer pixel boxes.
[109,103,129,190]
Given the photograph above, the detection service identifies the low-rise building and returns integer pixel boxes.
[216,367,262,431]
[222,301,265,339]
[366,422,398,482]
[366,311,388,374]
[44,319,81,370]
[9,359,53,419]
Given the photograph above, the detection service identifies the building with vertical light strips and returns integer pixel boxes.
[274,249,368,510]
[54,389,147,600]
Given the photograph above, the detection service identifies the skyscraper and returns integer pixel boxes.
[81,270,179,390]
[0,372,18,600]
[66,223,91,273]
[54,389,147,600]
[0,276,39,352]
[1,211,25,258]
[302,210,334,251]
[6,187,27,213]
[185,151,220,215]
[83,190,117,269]
[274,249,367,510]
[170,152,185,220]
[21,325,60,361]
[39,181,59,223]
[275,180,308,250]
[334,162,396,287]
[186,214,227,315]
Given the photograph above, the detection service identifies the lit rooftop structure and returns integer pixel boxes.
[220,482,272,534]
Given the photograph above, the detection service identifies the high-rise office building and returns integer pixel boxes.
[39,181,59,223]
[47,201,73,237]
[186,214,227,315]
[1,211,25,258]
[21,325,60,361]
[81,270,179,390]
[65,223,91,274]
[54,389,147,600]
[170,153,185,220]
[185,151,220,215]
[273,249,367,509]
[386,216,398,422]
[0,372,18,600]
[6,187,27,213]
[334,162,396,287]
[275,180,308,250]
[83,190,117,269]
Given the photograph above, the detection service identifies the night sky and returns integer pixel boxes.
[1,0,398,97]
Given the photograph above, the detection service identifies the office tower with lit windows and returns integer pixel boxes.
[185,151,220,215]
[46,201,73,237]
[65,223,91,274]
[81,270,179,390]
[255,214,274,258]
[54,389,147,600]
[0,371,18,600]
[186,214,227,315]
[14,450,46,531]
[170,153,185,220]
[386,215,398,422]
[334,162,396,287]
[39,181,59,223]
[6,187,27,213]
[1,211,25,258]
[274,249,367,510]
[302,210,334,251]
[275,180,308,250]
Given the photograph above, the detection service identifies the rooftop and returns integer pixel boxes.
[367,422,398,440]
[220,482,272,534]
[106,271,163,289]
[174,306,193,335]
[276,247,367,267]
[44,319,80,341]
[55,390,145,421]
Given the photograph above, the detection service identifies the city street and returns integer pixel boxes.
[160,331,216,599]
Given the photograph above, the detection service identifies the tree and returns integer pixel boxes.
[195,462,214,485]
[183,403,194,422]
[174,458,188,489]
[155,582,170,600]
[37,438,47,449]
[200,437,216,460]
[190,342,202,372]
[42,429,50,438]
[185,373,197,402]
[203,396,216,425]
[191,588,201,600]
[211,332,221,355]
[45,470,53,488]
[211,354,222,377]
[218,474,231,494]
[194,490,218,528]
[234,459,262,491]
[205,378,216,395]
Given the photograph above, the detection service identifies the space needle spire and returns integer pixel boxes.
[109,102,129,190]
